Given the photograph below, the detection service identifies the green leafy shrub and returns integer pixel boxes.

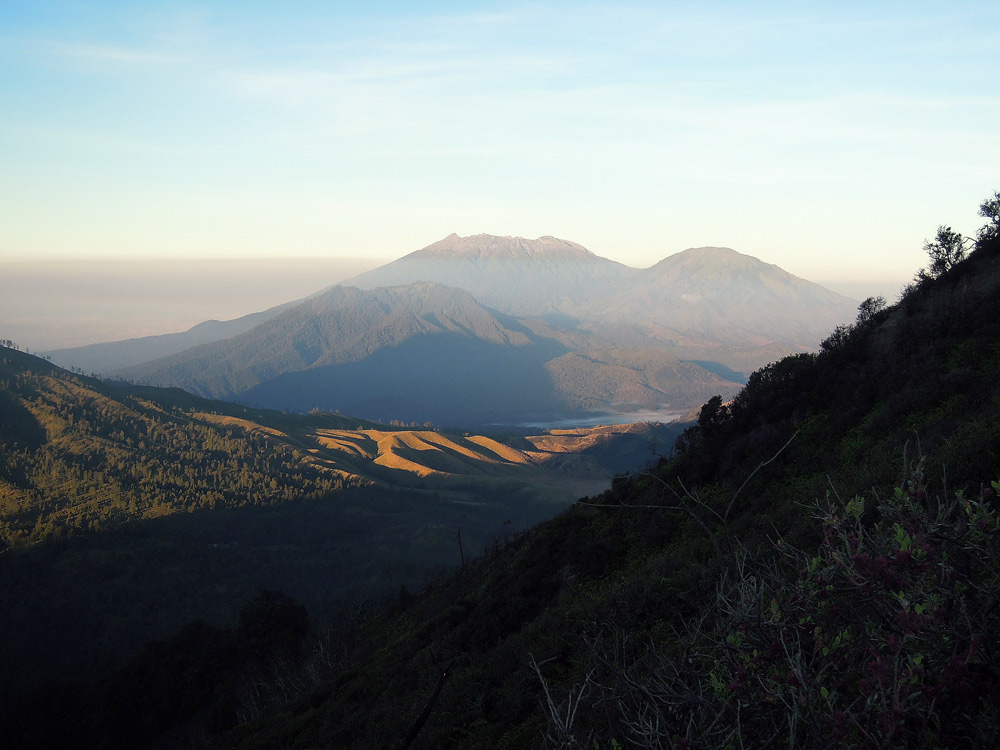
[609,463,1000,749]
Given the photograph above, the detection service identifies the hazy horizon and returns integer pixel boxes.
[0,257,384,351]
[1,242,908,352]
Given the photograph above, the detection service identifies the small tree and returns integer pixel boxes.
[697,394,728,430]
[978,191,1000,244]
[856,295,887,326]
[923,225,967,277]
[820,324,852,353]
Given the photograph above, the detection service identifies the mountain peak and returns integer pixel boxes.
[413,233,598,261]
[340,232,635,316]
[653,246,763,269]
[641,246,855,304]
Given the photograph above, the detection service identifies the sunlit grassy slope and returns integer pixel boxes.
[0,348,676,548]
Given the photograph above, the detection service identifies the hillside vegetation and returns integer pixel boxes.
[0,350,678,721]
[0,351,362,546]
[189,198,998,749]
[4,197,998,748]
[1,350,664,550]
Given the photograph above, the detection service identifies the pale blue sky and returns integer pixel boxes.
[2,1,998,285]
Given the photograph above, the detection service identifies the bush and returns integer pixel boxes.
[923,226,968,278]
[603,463,1000,749]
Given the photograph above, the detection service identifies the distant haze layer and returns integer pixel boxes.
[3,248,904,355]
[1,257,384,351]
[813,278,911,306]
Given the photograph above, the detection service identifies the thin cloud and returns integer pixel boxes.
[215,48,586,107]
[38,40,187,66]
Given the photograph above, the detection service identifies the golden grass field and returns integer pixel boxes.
[191,412,649,502]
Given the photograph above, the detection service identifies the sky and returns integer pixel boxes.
[1,1,999,344]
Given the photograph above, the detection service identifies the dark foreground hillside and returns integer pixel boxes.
[5,202,1000,749]
[0,351,641,742]
[205,215,1000,748]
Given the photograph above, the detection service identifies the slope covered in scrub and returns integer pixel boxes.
[210,200,1000,750]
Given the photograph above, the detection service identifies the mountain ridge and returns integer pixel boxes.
[47,236,855,381]
[413,233,603,261]
[583,244,857,363]
[340,233,638,317]
[343,235,857,367]
[46,299,298,373]
[118,279,740,426]
[51,233,854,428]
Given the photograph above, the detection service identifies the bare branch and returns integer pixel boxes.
[725,430,799,520]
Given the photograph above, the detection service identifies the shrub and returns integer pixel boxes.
[603,463,1000,749]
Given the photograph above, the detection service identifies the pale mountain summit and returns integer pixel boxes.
[416,233,600,261]
[341,233,637,315]
[345,236,857,370]
[581,246,858,366]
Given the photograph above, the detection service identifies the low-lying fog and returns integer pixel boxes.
[508,408,684,430]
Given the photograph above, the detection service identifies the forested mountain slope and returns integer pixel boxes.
[0,348,366,547]
[0,347,679,734]
[197,205,999,749]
